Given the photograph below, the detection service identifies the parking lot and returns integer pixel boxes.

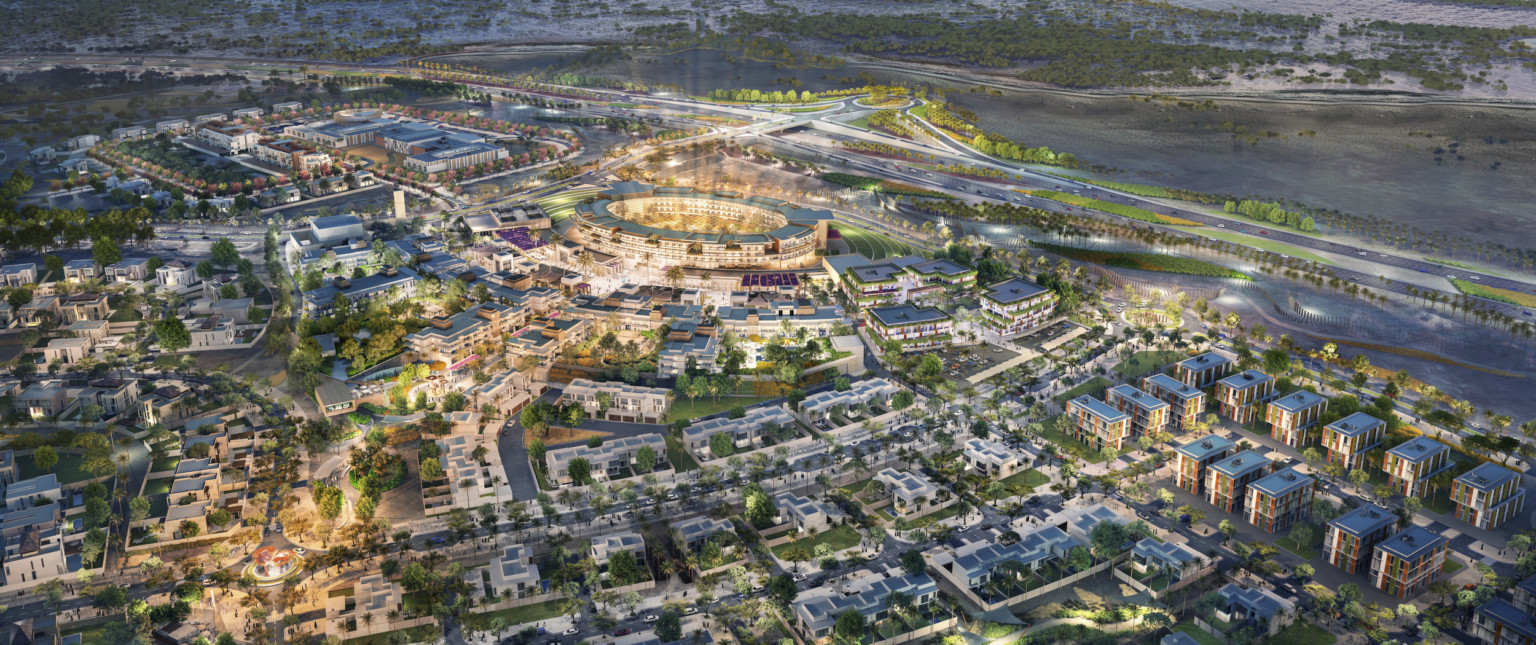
[1013,320,1080,351]
[910,343,1020,383]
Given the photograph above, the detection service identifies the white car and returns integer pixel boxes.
[562,628,580,636]
[643,615,659,623]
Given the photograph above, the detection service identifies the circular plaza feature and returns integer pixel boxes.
[570,182,833,270]
[244,546,304,586]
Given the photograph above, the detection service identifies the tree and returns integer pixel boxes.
[566,457,592,485]
[1294,563,1315,581]
[31,446,58,473]
[635,445,657,473]
[766,574,797,607]
[93,237,121,268]
[833,610,867,645]
[899,549,926,575]
[654,610,682,642]
[742,482,776,526]
[210,238,239,267]
[6,287,31,309]
[1262,348,1291,375]
[419,457,444,482]
[607,549,643,587]
[710,433,734,459]
[1218,519,1237,542]
[156,317,192,353]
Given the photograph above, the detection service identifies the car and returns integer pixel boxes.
[1470,275,1482,281]
[643,615,659,623]
[614,630,631,637]
[684,606,699,615]
[562,628,579,636]
[1217,223,1225,228]
[1259,230,1268,235]
[793,573,807,582]
[295,547,307,555]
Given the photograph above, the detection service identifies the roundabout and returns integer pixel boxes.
[242,546,304,586]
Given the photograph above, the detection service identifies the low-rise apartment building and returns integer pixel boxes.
[1205,450,1271,513]
[775,492,846,535]
[1382,436,1451,498]
[1105,385,1170,439]
[962,437,1026,478]
[1173,435,1234,495]
[405,302,522,366]
[254,138,331,171]
[1451,463,1526,530]
[1066,395,1131,451]
[194,121,261,153]
[1213,370,1275,424]
[1265,390,1327,447]
[545,433,668,486]
[1324,504,1398,575]
[1370,526,1448,599]
[1141,373,1206,430]
[1473,599,1536,645]
[1245,467,1315,533]
[874,468,946,517]
[1322,412,1385,470]
[1172,352,1231,389]
[684,405,794,455]
[978,278,1056,337]
[866,304,953,351]
[301,267,420,317]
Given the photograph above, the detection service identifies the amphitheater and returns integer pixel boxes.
[569,182,833,270]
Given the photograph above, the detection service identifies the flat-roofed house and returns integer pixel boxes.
[1205,450,1271,513]
[1,503,71,589]
[962,437,1025,477]
[798,378,900,426]
[591,531,646,567]
[59,293,110,323]
[1322,412,1385,470]
[1473,599,1536,645]
[791,571,937,643]
[1370,526,1448,599]
[62,259,98,282]
[194,121,261,153]
[1265,390,1327,447]
[775,492,845,534]
[1214,370,1275,424]
[978,278,1056,337]
[672,516,734,552]
[544,434,668,486]
[684,405,794,455]
[1128,538,1207,583]
[0,263,37,287]
[1245,467,1315,533]
[1105,385,1169,439]
[559,379,672,424]
[1141,373,1206,430]
[488,544,541,597]
[1451,463,1526,530]
[1066,395,1131,451]
[866,304,953,351]
[1213,583,1295,637]
[326,573,404,637]
[1172,352,1231,389]
[1324,504,1396,575]
[1173,435,1234,494]
[1382,437,1451,498]
[874,468,946,517]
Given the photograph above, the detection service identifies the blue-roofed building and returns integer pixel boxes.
[1129,538,1206,581]
[1451,462,1525,530]
[1172,352,1231,389]
[1213,583,1296,636]
[1,502,72,589]
[1245,467,1315,533]
[1473,598,1536,645]
[1173,435,1233,494]
[930,527,1079,605]
[1325,504,1397,575]
[979,278,1056,338]
[1371,525,1448,598]
[1142,373,1207,430]
[1214,370,1275,424]
[1322,411,1385,470]
[1517,574,1536,615]
[1106,385,1170,439]
[791,570,938,642]
[1264,390,1327,447]
[301,266,420,316]
[1161,633,1204,645]
[1067,395,1131,451]
[1383,436,1451,498]
[1205,450,1271,513]
[866,304,953,351]
[283,213,371,272]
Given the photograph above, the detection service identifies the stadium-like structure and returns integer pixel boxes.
[570,182,832,270]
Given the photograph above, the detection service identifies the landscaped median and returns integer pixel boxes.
[1449,278,1536,308]
[1029,242,1249,280]
[1022,189,1201,226]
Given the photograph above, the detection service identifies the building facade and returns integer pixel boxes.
[1245,467,1315,533]
[1370,526,1448,599]
[1451,463,1526,530]
[1324,504,1398,575]
[1173,435,1234,495]
[1213,370,1275,424]
[1322,412,1385,470]
[1205,450,1271,513]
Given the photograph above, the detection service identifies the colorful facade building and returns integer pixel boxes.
[1172,435,1234,495]
[1214,370,1276,424]
[1265,390,1327,448]
[1105,385,1170,440]
[1205,450,1272,514]
[1324,504,1398,575]
[1451,463,1526,530]
[1141,373,1207,430]
[1382,437,1451,498]
[978,278,1057,338]
[1066,395,1132,451]
[1370,526,1448,599]
[866,304,954,352]
[1322,412,1385,470]
[1245,467,1316,533]
[1172,352,1231,389]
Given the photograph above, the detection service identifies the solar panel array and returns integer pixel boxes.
[739,273,801,288]
[495,227,547,251]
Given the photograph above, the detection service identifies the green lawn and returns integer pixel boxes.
[1424,487,1457,515]
[341,625,439,645]
[1173,623,1224,645]
[1175,226,1333,265]
[1032,415,1132,463]
[1443,557,1464,574]
[60,624,112,645]
[772,524,862,557]
[998,468,1050,492]
[832,221,920,261]
[1113,351,1184,379]
[19,452,96,484]
[143,479,172,496]
[663,435,699,472]
[473,599,566,625]
[1053,377,1114,404]
[911,504,962,527]
[151,456,181,473]
[667,396,777,424]
[841,478,875,495]
[402,590,435,615]
[1267,621,1336,645]
[1275,536,1319,560]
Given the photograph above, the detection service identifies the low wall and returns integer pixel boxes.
[1111,561,1218,600]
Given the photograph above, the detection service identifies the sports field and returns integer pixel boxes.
[533,186,605,222]
[833,221,922,260]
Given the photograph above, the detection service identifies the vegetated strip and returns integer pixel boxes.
[1029,241,1248,280]
[1426,257,1503,277]
[1024,190,1200,226]
[1448,279,1536,308]
[820,173,953,199]
[1307,335,1525,378]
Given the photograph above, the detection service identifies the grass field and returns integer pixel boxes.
[1176,226,1333,265]
[19,452,96,484]
[1424,257,1505,277]
[342,625,439,645]
[1443,558,1464,574]
[831,221,920,260]
[1113,350,1184,379]
[1173,623,1224,645]
[1053,377,1114,404]
[473,599,566,626]
[1275,536,1319,560]
[998,468,1050,492]
[1268,622,1336,645]
[841,479,875,495]
[664,435,699,472]
[667,395,777,424]
[772,524,862,557]
[533,186,605,223]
